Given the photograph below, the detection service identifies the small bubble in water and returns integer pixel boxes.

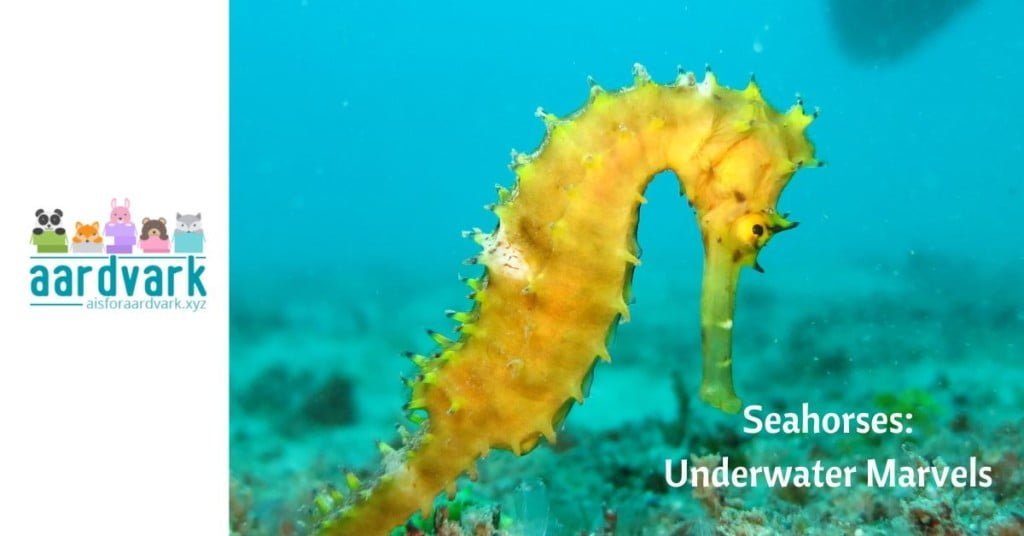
[753,41,764,54]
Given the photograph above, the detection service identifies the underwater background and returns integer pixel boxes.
[231,1,1023,534]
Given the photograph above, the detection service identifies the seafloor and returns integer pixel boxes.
[230,252,1023,535]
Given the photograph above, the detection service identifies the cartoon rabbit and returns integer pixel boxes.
[104,198,137,254]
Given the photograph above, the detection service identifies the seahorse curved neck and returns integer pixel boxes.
[491,71,813,411]
[318,66,816,535]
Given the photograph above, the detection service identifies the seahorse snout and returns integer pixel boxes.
[728,211,799,267]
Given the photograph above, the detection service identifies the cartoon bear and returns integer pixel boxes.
[138,217,171,253]
[71,221,104,254]
[30,208,68,253]
[105,198,137,254]
[173,212,205,253]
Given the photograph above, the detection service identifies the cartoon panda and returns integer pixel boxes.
[33,209,66,235]
[31,208,68,253]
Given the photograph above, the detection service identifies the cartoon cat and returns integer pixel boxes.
[173,212,205,254]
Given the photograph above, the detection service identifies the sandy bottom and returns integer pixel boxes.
[230,252,1023,535]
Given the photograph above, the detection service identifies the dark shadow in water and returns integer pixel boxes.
[829,0,976,63]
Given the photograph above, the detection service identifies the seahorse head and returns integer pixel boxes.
[678,79,818,413]
[728,210,799,270]
[697,198,803,412]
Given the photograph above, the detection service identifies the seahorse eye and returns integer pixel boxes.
[732,213,773,250]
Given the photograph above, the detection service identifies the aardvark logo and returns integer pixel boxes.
[29,198,208,312]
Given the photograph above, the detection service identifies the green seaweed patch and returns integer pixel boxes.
[834,389,943,455]
[391,485,509,536]
[873,388,943,436]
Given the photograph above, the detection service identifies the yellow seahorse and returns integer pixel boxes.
[318,64,818,534]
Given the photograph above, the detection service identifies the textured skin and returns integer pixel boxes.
[319,65,817,535]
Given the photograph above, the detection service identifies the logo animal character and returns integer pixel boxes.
[30,208,68,253]
[176,212,202,233]
[70,221,105,254]
[138,217,171,253]
[105,198,137,254]
[173,212,205,254]
[33,209,65,235]
[109,198,132,225]
[73,222,103,244]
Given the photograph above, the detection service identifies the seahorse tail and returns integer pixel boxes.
[319,425,482,536]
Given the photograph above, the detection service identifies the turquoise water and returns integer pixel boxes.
[232,0,1020,273]
[230,1,1023,534]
